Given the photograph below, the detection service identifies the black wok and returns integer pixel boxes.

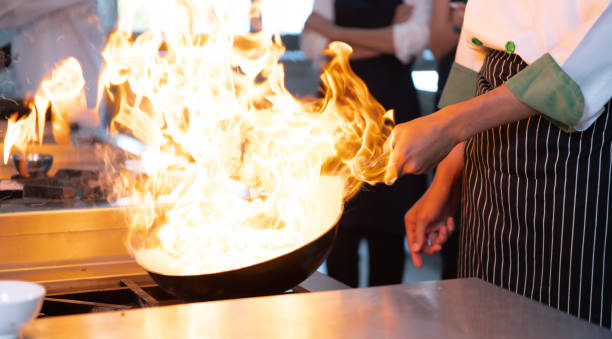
[147,223,338,302]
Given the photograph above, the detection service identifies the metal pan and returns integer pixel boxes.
[147,223,338,302]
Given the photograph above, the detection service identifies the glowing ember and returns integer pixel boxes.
[2,0,397,275]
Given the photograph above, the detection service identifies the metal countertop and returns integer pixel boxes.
[21,278,611,339]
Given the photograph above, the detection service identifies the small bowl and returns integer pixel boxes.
[0,281,45,339]
[10,153,54,178]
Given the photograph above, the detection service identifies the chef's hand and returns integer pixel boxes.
[391,111,459,175]
[404,143,464,268]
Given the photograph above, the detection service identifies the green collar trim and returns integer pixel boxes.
[438,62,478,109]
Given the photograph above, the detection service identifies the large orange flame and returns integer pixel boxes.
[2,0,397,275]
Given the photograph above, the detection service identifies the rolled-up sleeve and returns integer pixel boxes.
[391,0,431,64]
[438,27,485,108]
[506,2,612,131]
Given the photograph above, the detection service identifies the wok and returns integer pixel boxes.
[147,223,338,302]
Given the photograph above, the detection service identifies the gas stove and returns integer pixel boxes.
[36,266,345,317]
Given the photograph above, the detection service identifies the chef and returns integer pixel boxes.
[391,0,612,327]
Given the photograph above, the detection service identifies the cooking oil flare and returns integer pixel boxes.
[2,0,397,275]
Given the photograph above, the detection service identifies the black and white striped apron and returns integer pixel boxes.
[458,49,612,328]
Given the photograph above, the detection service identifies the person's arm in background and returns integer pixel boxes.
[300,0,385,64]
[429,0,464,60]
[303,4,412,56]
[304,0,431,63]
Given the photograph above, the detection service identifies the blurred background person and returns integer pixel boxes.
[301,0,431,287]
[0,0,108,127]
[427,0,466,280]
[429,0,464,105]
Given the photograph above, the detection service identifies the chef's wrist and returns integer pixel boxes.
[436,104,469,145]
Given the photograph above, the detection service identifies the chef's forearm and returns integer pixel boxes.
[440,84,535,143]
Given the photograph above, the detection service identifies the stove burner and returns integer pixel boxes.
[36,272,347,318]
[41,279,178,317]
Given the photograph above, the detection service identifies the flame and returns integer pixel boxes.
[3,57,97,163]
[2,0,397,275]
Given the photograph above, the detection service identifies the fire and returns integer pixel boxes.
[3,57,97,163]
[3,0,397,275]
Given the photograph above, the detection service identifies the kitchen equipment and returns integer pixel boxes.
[147,223,338,301]
[0,280,45,339]
[10,153,54,178]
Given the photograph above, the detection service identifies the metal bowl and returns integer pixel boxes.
[11,153,54,178]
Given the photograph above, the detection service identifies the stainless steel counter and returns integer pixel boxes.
[21,278,611,339]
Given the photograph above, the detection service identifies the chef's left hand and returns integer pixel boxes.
[391,111,459,175]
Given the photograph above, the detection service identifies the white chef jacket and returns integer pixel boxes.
[301,0,431,69]
[439,0,612,132]
[0,0,105,114]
